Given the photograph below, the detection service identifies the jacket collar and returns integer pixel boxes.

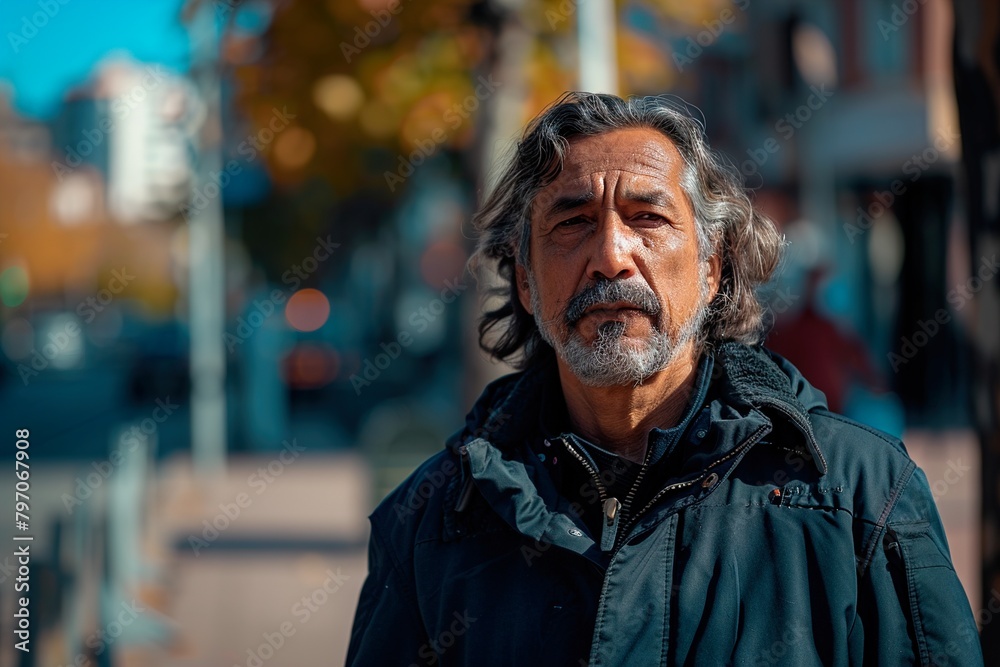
[445,343,828,566]
[712,342,828,475]
[449,342,827,475]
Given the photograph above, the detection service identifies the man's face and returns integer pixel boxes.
[516,127,721,386]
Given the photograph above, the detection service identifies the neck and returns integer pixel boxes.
[557,344,701,464]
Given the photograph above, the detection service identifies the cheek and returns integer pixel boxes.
[544,282,576,319]
[533,260,581,309]
[650,255,707,324]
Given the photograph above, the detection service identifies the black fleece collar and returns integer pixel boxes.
[713,342,828,474]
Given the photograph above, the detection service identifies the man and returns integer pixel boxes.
[347,93,982,665]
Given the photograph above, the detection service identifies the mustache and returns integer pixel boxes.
[564,278,662,327]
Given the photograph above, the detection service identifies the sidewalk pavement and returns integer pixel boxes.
[148,451,372,667]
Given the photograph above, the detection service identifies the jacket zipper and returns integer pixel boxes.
[612,432,659,552]
[611,424,770,555]
[559,437,623,552]
[455,445,475,513]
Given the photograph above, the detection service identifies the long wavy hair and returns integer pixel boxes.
[468,92,783,369]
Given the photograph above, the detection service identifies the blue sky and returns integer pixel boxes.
[0,0,190,118]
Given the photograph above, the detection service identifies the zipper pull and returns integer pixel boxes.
[456,445,474,513]
[601,497,621,552]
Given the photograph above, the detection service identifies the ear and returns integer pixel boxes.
[515,263,533,314]
[704,253,722,304]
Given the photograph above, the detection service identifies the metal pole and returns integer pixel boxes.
[187,2,227,477]
[577,0,618,94]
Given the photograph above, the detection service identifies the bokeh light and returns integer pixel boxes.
[0,265,30,307]
[273,126,317,170]
[313,75,366,121]
[283,342,340,388]
[285,288,331,331]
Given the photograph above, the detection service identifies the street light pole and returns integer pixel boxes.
[185,1,228,477]
[577,0,618,94]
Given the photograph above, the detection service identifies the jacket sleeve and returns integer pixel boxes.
[346,517,429,666]
[859,463,983,665]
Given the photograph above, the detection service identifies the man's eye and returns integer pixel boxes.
[636,212,666,223]
[556,216,586,228]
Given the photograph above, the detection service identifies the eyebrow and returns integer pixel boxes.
[619,187,678,209]
[541,187,680,220]
[542,192,596,218]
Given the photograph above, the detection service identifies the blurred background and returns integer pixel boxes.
[0,0,997,664]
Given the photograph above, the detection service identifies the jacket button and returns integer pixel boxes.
[701,472,719,488]
[568,528,584,537]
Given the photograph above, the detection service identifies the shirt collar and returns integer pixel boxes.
[644,352,714,467]
[535,351,716,466]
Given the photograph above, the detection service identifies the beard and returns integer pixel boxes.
[529,271,709,387]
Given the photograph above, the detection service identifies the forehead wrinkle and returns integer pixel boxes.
[558,154,674,182]
[560,130,681,176]
[550,166,668,199]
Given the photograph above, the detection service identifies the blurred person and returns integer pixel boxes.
[347,93,981,666]
[767,267,884,414]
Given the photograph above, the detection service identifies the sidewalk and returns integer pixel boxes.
[904,429,981,613]
[147,451,372,667]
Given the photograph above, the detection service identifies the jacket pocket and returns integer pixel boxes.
[884,521,979,666]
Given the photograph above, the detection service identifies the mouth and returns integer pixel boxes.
[581,302,648,320]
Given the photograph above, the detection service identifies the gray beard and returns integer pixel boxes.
[529,272,708,387]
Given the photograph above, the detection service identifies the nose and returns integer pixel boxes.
[585,210,638,282]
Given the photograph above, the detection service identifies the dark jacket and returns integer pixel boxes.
[346,343,982,666]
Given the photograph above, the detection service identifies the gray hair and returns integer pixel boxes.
[468,92,782,368]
